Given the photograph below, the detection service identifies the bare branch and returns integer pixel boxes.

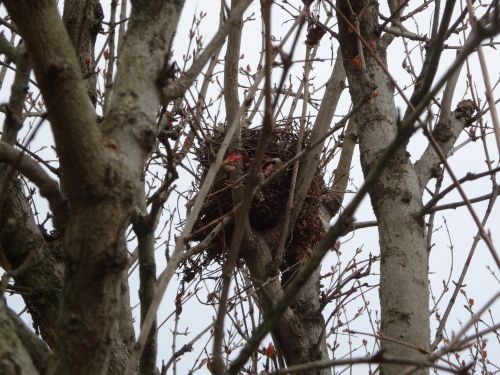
[321,118,358,218]
[0,33,18,63]
[421,166,500,214]
[0,299,39,375]
[292,50,346,222]
[402,0,457,122]
[0,300,50,372]
[4,0,105,197]
[465,1,500,153]
[268,352,462,374]
[431,185,499,349]
[132,196,158,375]
[0,143,67,229]
[161,0,254,102]
[414,105,469,192]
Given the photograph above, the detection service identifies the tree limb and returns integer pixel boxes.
[0,180,64,349]
[0,143,68,229]
[103,0,184,180]
[0,299,39,375]
[1,300,50,372]
[292,50,345,223]
[161,0,254,102]
[321,118,358,218]
[4,0,105,201]
[132,192,158,375]
[0,33,18,64]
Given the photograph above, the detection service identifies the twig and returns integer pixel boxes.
[268,351,461,374]
[213,1,275,372]
[162,0,254,102]
[465,0,500,154]
[421,166,500,214]
[0,143,67,230]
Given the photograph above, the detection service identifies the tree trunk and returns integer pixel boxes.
[337,1,430,374]
[243,231,331,375]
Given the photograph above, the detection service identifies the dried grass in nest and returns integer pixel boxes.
[181,126,326,283]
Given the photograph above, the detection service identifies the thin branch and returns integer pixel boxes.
[434,290,500,357]
[431,185,499,349]
[421,166,500,214]
[213,1,275,371]
[402,0,456,123]
[428,191,499,213]
[268,352,462,374]
[228,15,500,370]
[465,1,500,153]
[161,0,254,102]
[321,118,358,218]
[162,324,212,372]
[291,49,346,223]
[125,14,304,373]
[0,142,68,229]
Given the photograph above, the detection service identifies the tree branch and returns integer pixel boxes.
[0,299,39,375]
[414,106,469,192]
[62,0,104,106]
[421,166,500,214]
[161,0,254,102]
[414,24,481,191]
[103,0,185,179]
[292,49,345,223]
[0,33,18,64]
[132,193,158,375]
[321,118,358,218]
[1,300,50,372]
[402,0,456,122]
[0,143,68,229]
[213,1,275,371]
[4,0,105,200]
[268,352,461,374]
[0,179,64,349]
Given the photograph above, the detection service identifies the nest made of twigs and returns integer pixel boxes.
[181,125,326,283]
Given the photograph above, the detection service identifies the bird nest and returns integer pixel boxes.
[181,126,326,283]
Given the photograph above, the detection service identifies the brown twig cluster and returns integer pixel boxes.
[185,125,325,278]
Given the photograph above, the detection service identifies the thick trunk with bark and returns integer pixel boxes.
[55,194,130,375]
[243,230,330,375]
[0,181,63,349]
[337,1,429,374]
[3,1,185,373]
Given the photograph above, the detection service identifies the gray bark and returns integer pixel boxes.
[3,0,185,374]
[63,0,103,105]
[243,232,330,375]
[337,1,429,373]
[0,181,63,349]
[0,300,39,375]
